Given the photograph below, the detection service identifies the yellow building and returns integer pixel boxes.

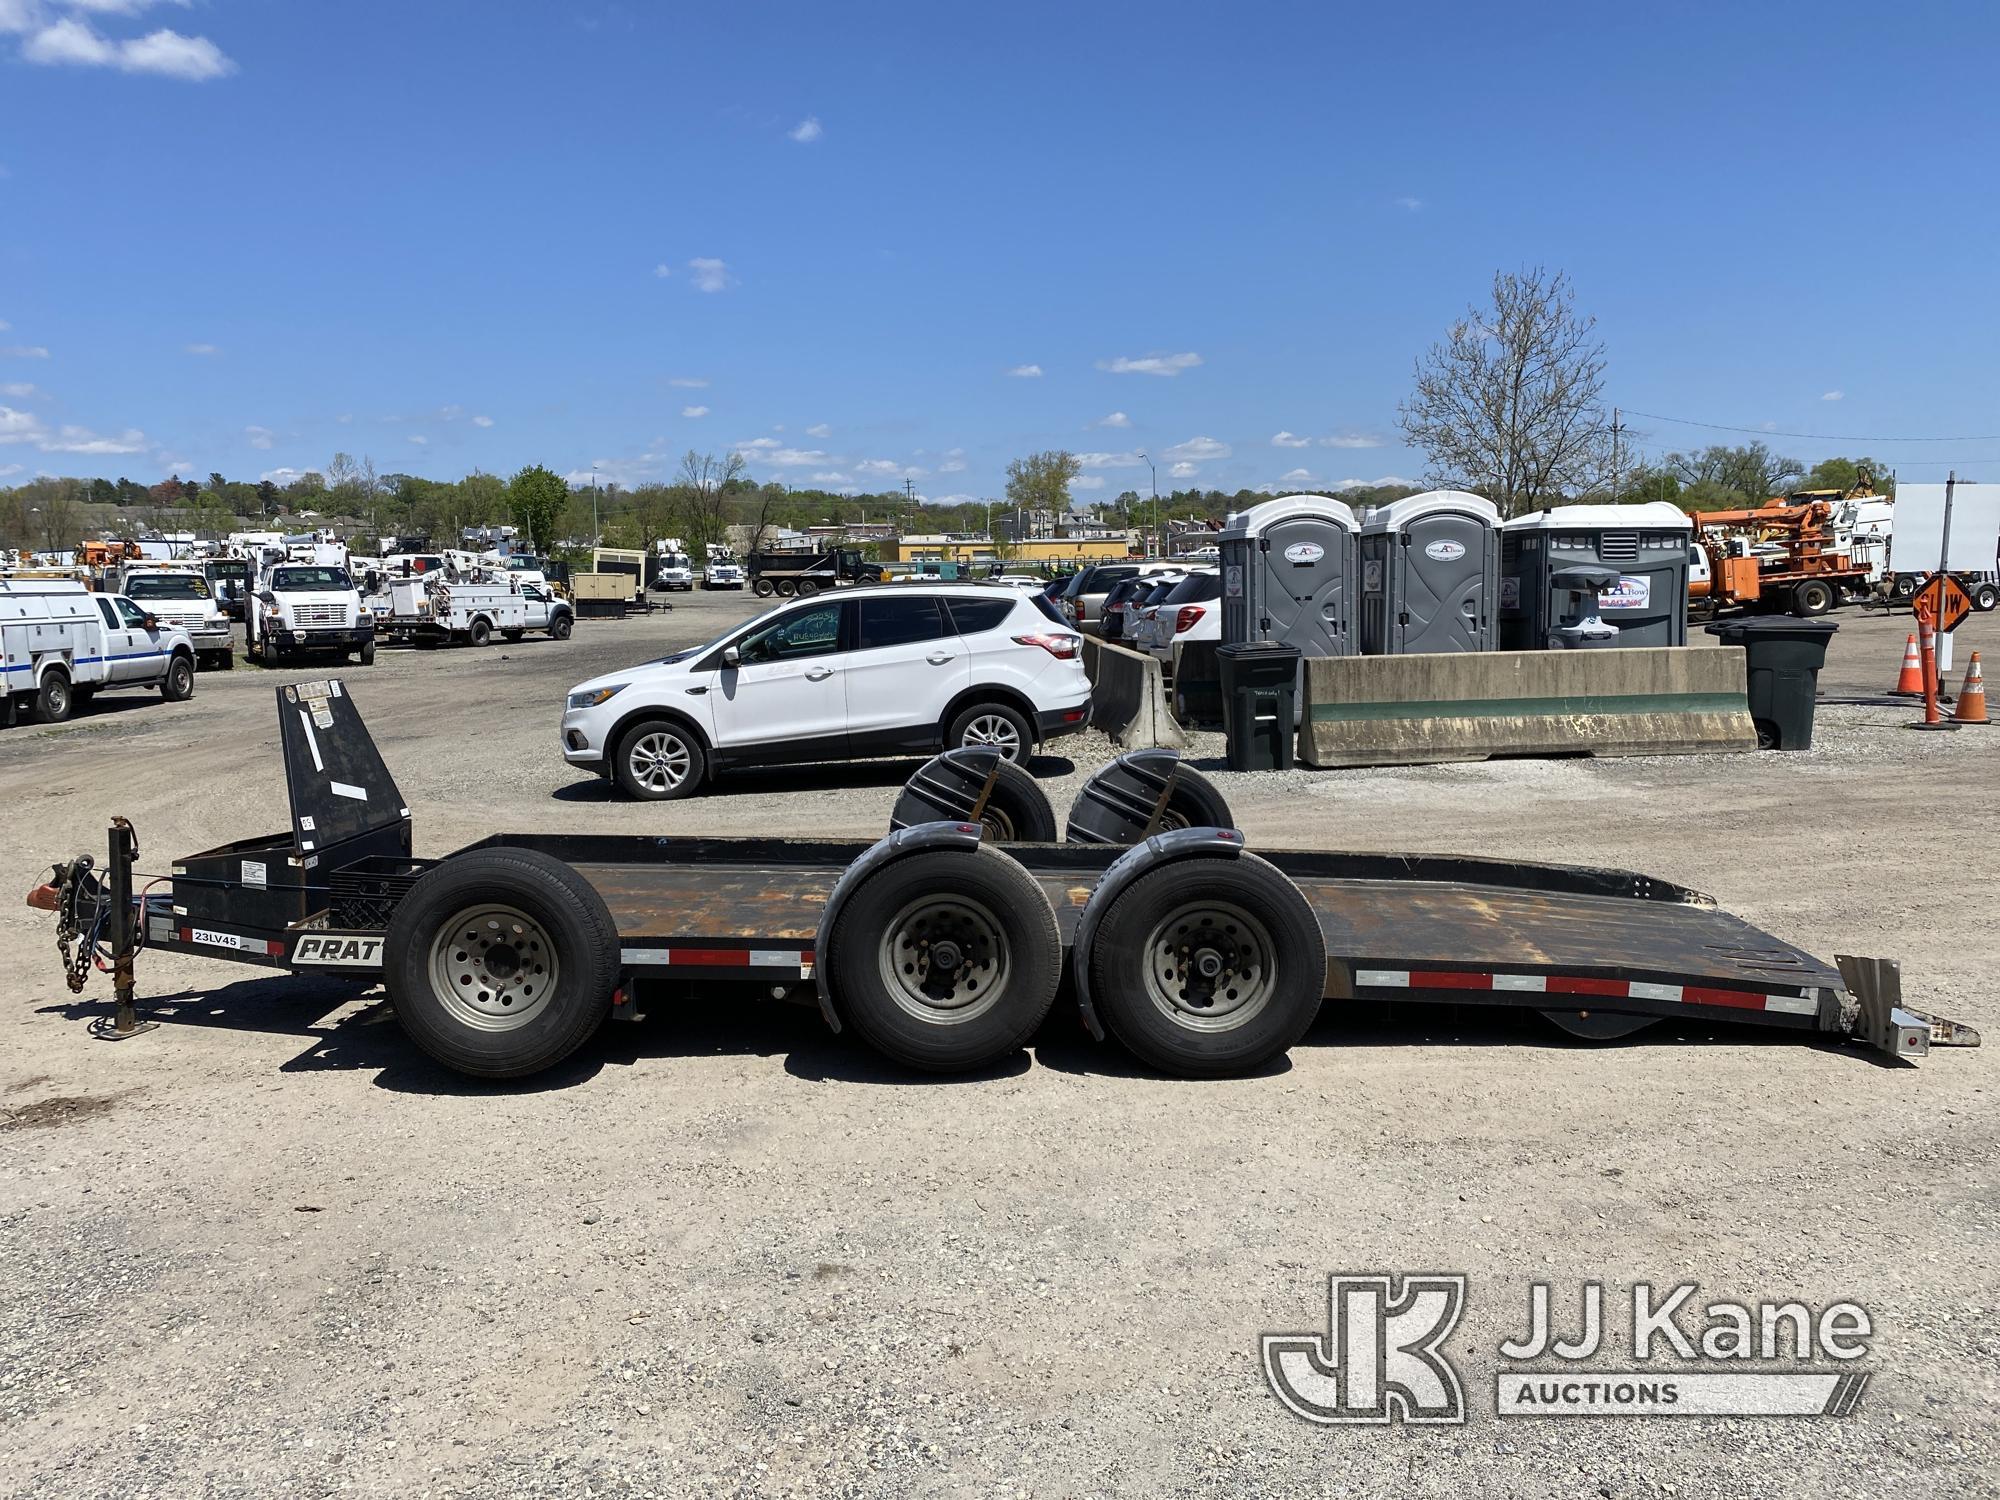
[889,532,1142,567]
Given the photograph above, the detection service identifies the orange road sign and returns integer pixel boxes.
[1914,572,1973,635]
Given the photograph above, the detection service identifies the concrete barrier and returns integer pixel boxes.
[1299,646,1757,768]
[1083,637,1190,750]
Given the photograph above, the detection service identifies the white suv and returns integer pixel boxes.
[560,584,1091,799]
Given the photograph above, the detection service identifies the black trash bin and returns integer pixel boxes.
[1217,641,1301,772]
[1705,616,1839,750]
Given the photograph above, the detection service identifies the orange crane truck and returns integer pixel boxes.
[1687,497,1876,617]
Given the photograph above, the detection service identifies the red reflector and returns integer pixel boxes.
[1061,708,1086,723]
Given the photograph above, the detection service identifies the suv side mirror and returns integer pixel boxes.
[723,645,741,667]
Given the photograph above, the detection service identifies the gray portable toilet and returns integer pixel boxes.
[1218,494,1361,658]
[1499,501,1692,650]
[1358,489,1500,654]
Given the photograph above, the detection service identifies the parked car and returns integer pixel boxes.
[1108,573,1187,646]
[994,573,1045,589]
[1057,560,1183,627]
[1100,574,1172,644]
[1134,570,1222,660]
[561,584,1091,799]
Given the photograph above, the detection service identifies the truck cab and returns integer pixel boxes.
[247,559,374,666]
[703,552,746,590]
[654,551,695,591]
[2,580,197,724]
[120,567,235,669]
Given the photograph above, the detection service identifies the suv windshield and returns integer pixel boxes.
[125,575,209,599]
[270,566,353,591]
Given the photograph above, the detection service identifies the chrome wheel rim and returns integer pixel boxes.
[877,894,1008,1025]
[961,713,1023,760]
[427,904,558,1031]
[1142,899,1276,1032]
[629,730,692,793]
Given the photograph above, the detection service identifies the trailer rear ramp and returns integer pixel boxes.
[27,682,1976,1081]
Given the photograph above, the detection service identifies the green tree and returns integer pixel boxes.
[507,464,571,553]
[1662,444,1803,508]
[1796,455,1892,497]
[1004,450,1082,516]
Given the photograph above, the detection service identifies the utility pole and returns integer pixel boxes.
[591,464,601,545]
[1137,451,1157,556]
[1609,407,1623,502]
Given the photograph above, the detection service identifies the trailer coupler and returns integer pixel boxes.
[30,818,155,1040]
[1836,955,1980,1063]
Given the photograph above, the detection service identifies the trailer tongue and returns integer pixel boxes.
[28,681,1976,1081]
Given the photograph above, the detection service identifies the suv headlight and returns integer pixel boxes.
[567,683,626,710]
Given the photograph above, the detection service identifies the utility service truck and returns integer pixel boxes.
[118,565,235,669]
[245,541,375,666]
[2,579,196,726]
[703,545,745,590]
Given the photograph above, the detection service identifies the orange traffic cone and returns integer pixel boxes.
[1891,633,1924,695]
[1952,653,1988,725]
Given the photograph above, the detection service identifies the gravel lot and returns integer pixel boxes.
[2,589,1995,1499]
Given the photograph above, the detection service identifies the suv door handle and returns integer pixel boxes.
[926,652,954,665]
[805,665,836,681]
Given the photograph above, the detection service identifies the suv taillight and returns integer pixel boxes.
[1174,604,1206,634]
[1013,633,1081,660]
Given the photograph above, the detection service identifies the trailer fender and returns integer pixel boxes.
[1070,826,1245,1040]
[813,820,984,1032]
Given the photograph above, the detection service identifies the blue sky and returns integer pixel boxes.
[4,0,1998,503]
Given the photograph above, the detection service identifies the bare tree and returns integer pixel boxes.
[1398,268,1610,517]
[678,449,745,556]
[749,485,783,555]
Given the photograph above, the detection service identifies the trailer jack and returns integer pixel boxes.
[31,818,156,1040]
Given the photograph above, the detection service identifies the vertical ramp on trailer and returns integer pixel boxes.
[277,679,411,857]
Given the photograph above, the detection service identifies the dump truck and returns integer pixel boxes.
[746,548,884,598]
[25,682,1976,1082]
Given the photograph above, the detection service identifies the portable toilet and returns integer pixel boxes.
[1358,489,1500,655]
[1217,494,1361,657]
[1499,501,1691,650]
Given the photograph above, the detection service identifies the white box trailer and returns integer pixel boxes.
[1,579,197,726]
[386,576,529,647]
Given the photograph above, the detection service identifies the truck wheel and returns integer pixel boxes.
[219,650,235,671]
[775,580,796,598]
[359,639,376,666]
[1792,580,1834,617]
[795,579,820,599]
[384,848,619,1078]
[1891,575,1916,601]
[161,654,195,701]
[469,617,493,647]
[1974,581,1999,613]
[948,702,1033,764]
[549,613,574,640]
[753,579,776,598]
[37,670,73,723]
[827,846,1061,1072]
[502,627,525,642]
[613,718,707,800]
[1087,855,1325,1078]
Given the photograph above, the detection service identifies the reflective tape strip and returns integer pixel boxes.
[1352,967,1812,1015]
[618,945,813,975]
[1355,969,1408,988]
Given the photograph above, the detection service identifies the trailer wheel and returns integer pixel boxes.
[1792,579,1834,617]
[549,613,574,640]
[968,760,1058,842]
[827,846,1061,1072]
[753,579,776,597]
[385,849,619,1078]
[1153,766,1232,832]
[1541,1009,1657,1042]
[36,668,73,724]
[469,617,493,647]
[161,653,195,701]
[1973,581,1999,613]
[1088,856,1324,1078]
[613,718,707,800]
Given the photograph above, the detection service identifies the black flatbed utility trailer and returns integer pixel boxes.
[31,680,1976,1081]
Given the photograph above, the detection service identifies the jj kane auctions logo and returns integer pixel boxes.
[1263,1275,1873,1424]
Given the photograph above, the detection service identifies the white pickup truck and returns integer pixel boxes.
[120,567,235,669]
[247,561,375,666]
[1,579,197,725]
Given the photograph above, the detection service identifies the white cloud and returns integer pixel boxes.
[1319,433,1383,449]
[809,471,852,486]
[22,16,234,80]
[938,448,966,473]
[44,423,148,455]
[1,345,49,358]
[754,447,831,468]
[1279,467,1315,483]
[0,463,22,478]
[856,458,921,477]
[687,257,733,293]
[407,434,428,445]
[0,405,40,442]
[1095,411,1131,429]
[259,466,315,485]
[668,376,708,388]
[0,382,36,397]
[244,424,274,450]
[929,492,975,506]
[1821,389,1844,402]
[734,437,782,451]
[681,404,709,418]
[1077,450,1140,469]
[1169,461,1198,479]
[184,342,219,355]
[0,320,8,331]
[1072,475,1106,491]
[1271,430,1310,448]
[1165,435,1230,462]
[1006,363,1043,378]
[788,116,823,143]
[1333,474,1418,490]
[1097,351,1202,377]
[472,414,493,428]
[806,422,831,438]
[1395,196,1423,212]
[653,263,672,279]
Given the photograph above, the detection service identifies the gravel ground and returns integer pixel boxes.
[1,592,1995,1499]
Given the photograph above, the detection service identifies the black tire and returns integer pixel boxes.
[37,670,73,724]
[1793,579,1834,617]
[775,580,796,598]
[612,717,708,800]
[218,650,235,671]
[1088,854,1325,1078]
[1973,582,1999,614]
[161,654,195,701]
[947,701,1035,764]
[502,627,525,642]
[795,579,820,599]
[1541,1009,1658,1042]
[384,848,619,1078]
[468,617,493,647]
[753,579,776,597]
[1155,765,1233,832]
[1891,574,1917,601]
[826,846,1061,1072]
[358,639,376,665]
[549,612,574,640]
[974,760,1060,842]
